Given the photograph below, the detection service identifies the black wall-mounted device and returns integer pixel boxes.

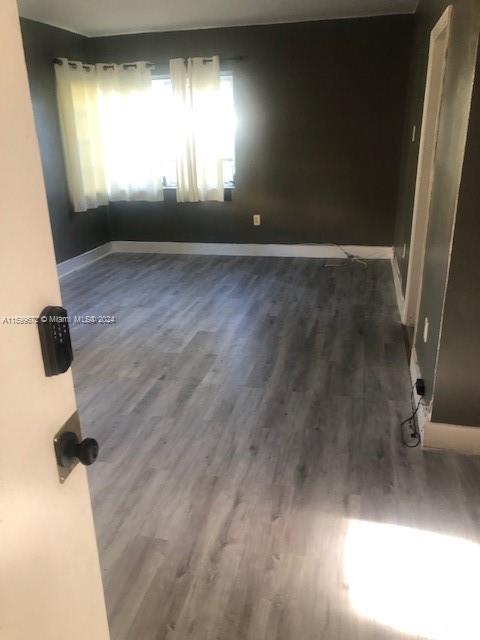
[415,378,426,397]
[37,306,73,376]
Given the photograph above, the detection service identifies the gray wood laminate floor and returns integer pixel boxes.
[61,254,480,640]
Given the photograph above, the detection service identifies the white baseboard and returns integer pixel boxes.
[57,242,112,277]
[57,242,392,278]
[110,241,393,259]
[391,256,405,321]
[423,422,480,455]
[409,347,431,441]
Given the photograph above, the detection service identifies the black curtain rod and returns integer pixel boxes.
[100,62,155,69]
[52,58,93,70]
[201,56,244,62]
[52,58,155,69]
[53,56,244,68]
[150,56,244,66]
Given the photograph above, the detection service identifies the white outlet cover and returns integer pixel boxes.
[253,214,261,226]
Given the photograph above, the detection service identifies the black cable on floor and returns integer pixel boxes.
[400,385,422,448]
[324,244,368,268]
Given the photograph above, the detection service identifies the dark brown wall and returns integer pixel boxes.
[393,0,479,407]
[432,50,480,427]
[20,16,413,259]
[88,17,413,246]
[20,18,109,263]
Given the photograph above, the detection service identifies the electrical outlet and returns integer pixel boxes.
[423,317,429,343]
[253,214,261,226]
[402,243,406,259]
[412,124,417,143]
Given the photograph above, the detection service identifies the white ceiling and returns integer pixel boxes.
[17,0,417,37]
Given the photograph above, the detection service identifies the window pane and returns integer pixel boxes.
[151,77,177,186]
[220,74,236,185]
[152,73,236,188]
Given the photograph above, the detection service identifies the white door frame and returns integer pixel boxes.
[402,6,453,327]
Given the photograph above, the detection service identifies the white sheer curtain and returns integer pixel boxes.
[54,60,108,212]
[96,62,164,203]
[170,57,224,203]
[54,59,164,212]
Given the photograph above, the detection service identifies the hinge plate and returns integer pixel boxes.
[53,412,82,484]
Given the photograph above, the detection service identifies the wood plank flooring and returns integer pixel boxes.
[61,254,480,640]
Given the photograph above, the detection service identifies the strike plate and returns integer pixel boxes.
[54,412,82,484]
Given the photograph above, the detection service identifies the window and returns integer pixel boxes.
[151,73,236,188]
[55,57,231,210]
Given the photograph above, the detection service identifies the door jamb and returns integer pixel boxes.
[402,5,453,328]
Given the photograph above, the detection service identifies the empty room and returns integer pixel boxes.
[2,0,480,638]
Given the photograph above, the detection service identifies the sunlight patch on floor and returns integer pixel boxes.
[343,519,480,639]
